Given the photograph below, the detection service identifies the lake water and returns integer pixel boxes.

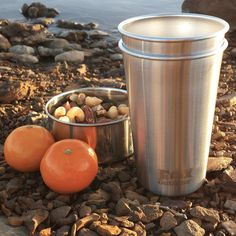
[0,0,184,37]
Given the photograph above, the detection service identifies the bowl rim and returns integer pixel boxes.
[45,87,130,127]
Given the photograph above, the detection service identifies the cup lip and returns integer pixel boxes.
[45,87,130,127]
[118,13,230,42]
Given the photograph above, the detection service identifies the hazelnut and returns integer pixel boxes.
[85,96,103,107]
[58,116,70,122]
[54,106,66,119]
[107,106,118,119]
[66,107,85,123]
[118,104,129,116]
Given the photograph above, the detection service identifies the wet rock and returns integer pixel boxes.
[221,221,236,236]
[57,31,88,42]
[50,206,71,224]
[77,228,98,236]
[9,45,35,54]
[224,199,236,211]
[57,20,96,30]
[38,46,64,57]
[182,0,236,29]
[110,54,123,61]
[95,224,121,236]
[89,30,108,39]
[120,228,137,236]
[125,190,148,204]
[79,205,92,218]
[207,157,232,172]
[140,204,163,223]
[34,18,55,27]
[21,2,59,18]
[115,198,132,216]
[217,93,236,107]
[160,211,178,231]
[0,34,11,51]
[190,206,220,223]
[55,50,84,63]
[174,220,205,236]
[43,38,70,49]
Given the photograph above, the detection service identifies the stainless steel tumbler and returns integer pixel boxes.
[118,14,229,196]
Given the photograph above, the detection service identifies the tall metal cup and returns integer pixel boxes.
[118,14,229,196]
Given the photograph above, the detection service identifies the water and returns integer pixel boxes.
[0,0,184,37]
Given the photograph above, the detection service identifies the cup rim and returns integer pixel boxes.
[45,87,130,127]
[118,13,230,42]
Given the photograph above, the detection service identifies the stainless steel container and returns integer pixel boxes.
[118,13,229,196]
[45,87,133,164]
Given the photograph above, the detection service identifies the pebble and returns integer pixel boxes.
[79,205,92,218]
[110,53,123,61]
[89,30,108,39]
[55,50,84,63]
[0,34,11,51]
[190,206,220,224]
[115,198,132,216]
[207,157,233,172]
[9,45,35,55]
[224,199,236,211]
[160,211,178,231]
[125,190,149,204]
[14,54,39,64]
[50,206,71,224]
[118,171,131,182]
[43,38,70,49]
[38,46,64,57]
[174,220,205,236]
[221,221,236,236]
[90,40,108,48]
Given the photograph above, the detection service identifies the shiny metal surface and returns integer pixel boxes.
[119,13,229,196]
[45,87,133,164]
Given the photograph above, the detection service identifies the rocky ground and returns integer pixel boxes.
[0,2,236,236]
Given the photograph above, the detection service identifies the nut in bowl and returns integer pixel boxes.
[45,87,133,164]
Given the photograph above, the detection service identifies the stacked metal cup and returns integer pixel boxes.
[118,13,229,196]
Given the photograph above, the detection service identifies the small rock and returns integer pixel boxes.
[57,20,84,30]
[217,93,236,107]
[50,206,71,224]
[45,191,58,200]
[133,223,146,236]
[120,228,137,236]
[43,38,70,49]
[221,221,236,236]
[118,171,131,182]
[90,40,108,48]
[212,131,226,140]
[110,215,134,228]
[140,204,163,223]
[79,205,92,218]
[39,227,51,236]
[174,220,205,236]
[56,225,70,236]
[110,54,123,61]
[14,54,38,64]
[57,31,88,42]
[125,190,148,204]
[87,189,110,202]
[190,206,220,224]
[224,200,236,211]
[161,199,191,209]
[207,157,232,172]
[9,45,35,54]
[230,48,236,57]
[115,198,132,216]
[101,182,122,201]
[6,177,24,194]
[160,211,178,231]
[89,30,108,39]
[216,231,226,236]
[77,228,98,236]
[0,167,6,175]
[95,224,121,236]
[7,216,24,227]
[38,46,63,57]
[0,34,11,51]
[55,50,84,63]
[34,18,55,27]
[64,43,82,51]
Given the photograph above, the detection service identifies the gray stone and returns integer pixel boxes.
[0,216,27,236]
[174,220,205,236]
[89,30,108,39]
[182,0,236,29]
[64,43,82,51]
[9,45,35,55]
[78,228,99,236]
[221,221,236,236]
[190,206,220,224]
[110,53,123,61]
[207,157,233,172]
[14,54,38,64]
[57,31,88,42]
[224,199,236,211]
[38,46,63,57]
[90,40,108,48]
[55,50,84,63]
[0,34,11,51]
[43,38,70,49]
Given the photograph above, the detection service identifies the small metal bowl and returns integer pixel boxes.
[45,87,133,164]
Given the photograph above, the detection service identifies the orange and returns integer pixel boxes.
[40,139,98,194]
[4,125,55,172]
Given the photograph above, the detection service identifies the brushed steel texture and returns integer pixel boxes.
[118,13,229,196]
[45,87,134,164]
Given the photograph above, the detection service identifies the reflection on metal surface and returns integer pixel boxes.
[119,13,229,196]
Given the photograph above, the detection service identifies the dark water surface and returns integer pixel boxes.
[0,0,184,37]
